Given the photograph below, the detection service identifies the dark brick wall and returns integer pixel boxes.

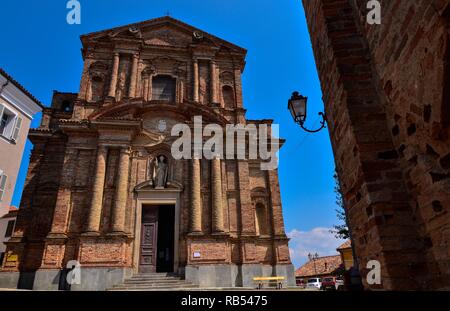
[302,0,450,289]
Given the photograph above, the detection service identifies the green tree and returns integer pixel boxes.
[331,172,350,240]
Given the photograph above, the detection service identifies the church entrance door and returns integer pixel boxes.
[139,205,175,273]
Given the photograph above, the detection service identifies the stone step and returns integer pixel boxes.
[107,273,198,291]
[110,284,198,290]
[123,280,188,285]
[131,273,178,277]
[115,281,195,287]
[124,277,184,283]
[108,287,198,291]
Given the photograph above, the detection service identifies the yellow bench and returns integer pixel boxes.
[253,276,285,289]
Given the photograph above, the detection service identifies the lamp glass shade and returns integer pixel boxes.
[288,94,307,123]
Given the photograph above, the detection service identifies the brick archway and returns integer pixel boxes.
[302,0,450,290]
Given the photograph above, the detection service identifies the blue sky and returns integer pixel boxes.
[0,0,344,267]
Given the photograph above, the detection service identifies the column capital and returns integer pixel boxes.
[119,146,132,155]
[97,144,109,152]
[65,147,79,155]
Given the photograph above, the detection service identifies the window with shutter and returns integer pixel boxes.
[5,220,15,238]
[12,117,22,141]
[0,105,17,139]
[0,174,7,201]
[152,75,176,102]
[0,104,6,134]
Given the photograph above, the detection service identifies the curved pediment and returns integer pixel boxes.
[134,179,183,192]
[88,100,229,126]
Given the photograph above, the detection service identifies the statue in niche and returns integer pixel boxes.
[152,155,168,189]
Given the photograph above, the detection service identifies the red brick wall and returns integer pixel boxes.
[302,0,450,290]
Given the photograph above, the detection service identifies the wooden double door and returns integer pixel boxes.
[139,205,175,273]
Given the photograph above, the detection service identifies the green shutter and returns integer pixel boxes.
[12,117,22,141]
[0,174,7,201]
[0,105,4,135]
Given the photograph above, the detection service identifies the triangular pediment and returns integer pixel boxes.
[81,16,246,54]
[141,24,196,47]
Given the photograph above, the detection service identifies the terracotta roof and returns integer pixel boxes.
[295,255,342,278]
[337,240,352,250]
[9,206,18,212]
[0,68,45,109]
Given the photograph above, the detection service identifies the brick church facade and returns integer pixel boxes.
[0,17,294,290]
[303,0,450,289]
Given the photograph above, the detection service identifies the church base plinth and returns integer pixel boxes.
[185,263,296,288]
[32,267,133,291]
[185,264,239,288]
[0,271,20,289]
[70,267,133,291]
[33,269,61,290]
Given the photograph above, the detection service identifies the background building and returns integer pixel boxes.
[295,255,342,284]
[0,17,294,290]
[0,68,43,216]
[0,206,18,264]
[337,240,353,271]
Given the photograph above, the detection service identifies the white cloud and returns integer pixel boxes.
[287,227,346,269]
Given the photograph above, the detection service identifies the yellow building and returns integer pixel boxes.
[337,241,353,270]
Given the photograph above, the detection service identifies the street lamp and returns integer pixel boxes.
[288,91,327,133]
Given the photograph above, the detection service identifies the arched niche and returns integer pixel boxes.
[222,85,235,109]
[251,187,271,236]
[87,61,108,102]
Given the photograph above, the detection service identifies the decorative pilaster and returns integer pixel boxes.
[193,58,199,102]
[211,157,224,233]
[210,60,218,104]
[79,59,92,101]
[233,66,243,108]
[85,145,108,234]
[237,160,256,234]
[108,53,120,98]
[129,54,139,97]
[142,76,149,101]
[267,168,286,236]
[111,148,131,234]
[190,158,202,233]
[148,74,153,100]
[48,148,78,236]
